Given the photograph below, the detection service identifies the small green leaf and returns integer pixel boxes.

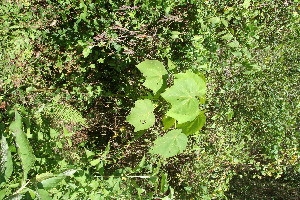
[208,17,221,24]
[36,172,55,182]
[226,109,234,120]
[171,31,181,39]
[243,0,251,8]
[126,100,155,132]
[85,149,95,159]
[221,33,233,40]
[133,155,146,172]
[89,64,95,68]
[137,60,168,94]
[9,111,35,180]
[49,128,59,138]
[178,111,206,135]
[228,41,240,48]
[232,51,242,57]
[160,173,169,193]
[162,116,176,130]
[150,129,188,158]
[25,87,36,93]
[221,18,229,27]
[90,159,100,166]
[82,47,91,58]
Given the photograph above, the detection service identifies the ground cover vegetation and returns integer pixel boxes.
[0,0,299,199]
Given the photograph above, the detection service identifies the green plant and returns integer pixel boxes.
[0,110,77,199]
[126,59,207,158]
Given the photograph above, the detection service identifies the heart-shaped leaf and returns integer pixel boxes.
[126,99,155,132]
[161,71,206,124]
[136,60,168,94]
[150,129,188,158]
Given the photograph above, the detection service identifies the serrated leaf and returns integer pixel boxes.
[39,175,66,190]
[38,169,76,190]
[126,100,155,132]
[178,111,206,135]
[168,58,176,70]
[9,111,35,180]
[150,129,188,158]
[0,135,13,183]
[136,60,168,93]
[161,72,206,124]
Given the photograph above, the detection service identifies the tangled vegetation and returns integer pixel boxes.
[0,0,299,199]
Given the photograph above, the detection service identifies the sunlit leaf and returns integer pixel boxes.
[150,129,188,158]
[228,41,240,48]
[82,47,91,58]
[208,17,221,24]
[161,71,206,124]
[126,100,155,132]
[136,60,168,94]
[243,0,251,8]
[38,169,77,190]
[162,116,176,130]
[178,111,206,135]
[9,111,35,180]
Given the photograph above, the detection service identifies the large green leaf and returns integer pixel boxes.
[178,111,206,135]
[174,71,206,98]
[9,111,35,180]
[136,60,168,93]
[126,100,155,132]
[149,129,188,158]
[161,71,206,124]
[37,169,77,190]
[0,134,13,183]
[39,175,66,190]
